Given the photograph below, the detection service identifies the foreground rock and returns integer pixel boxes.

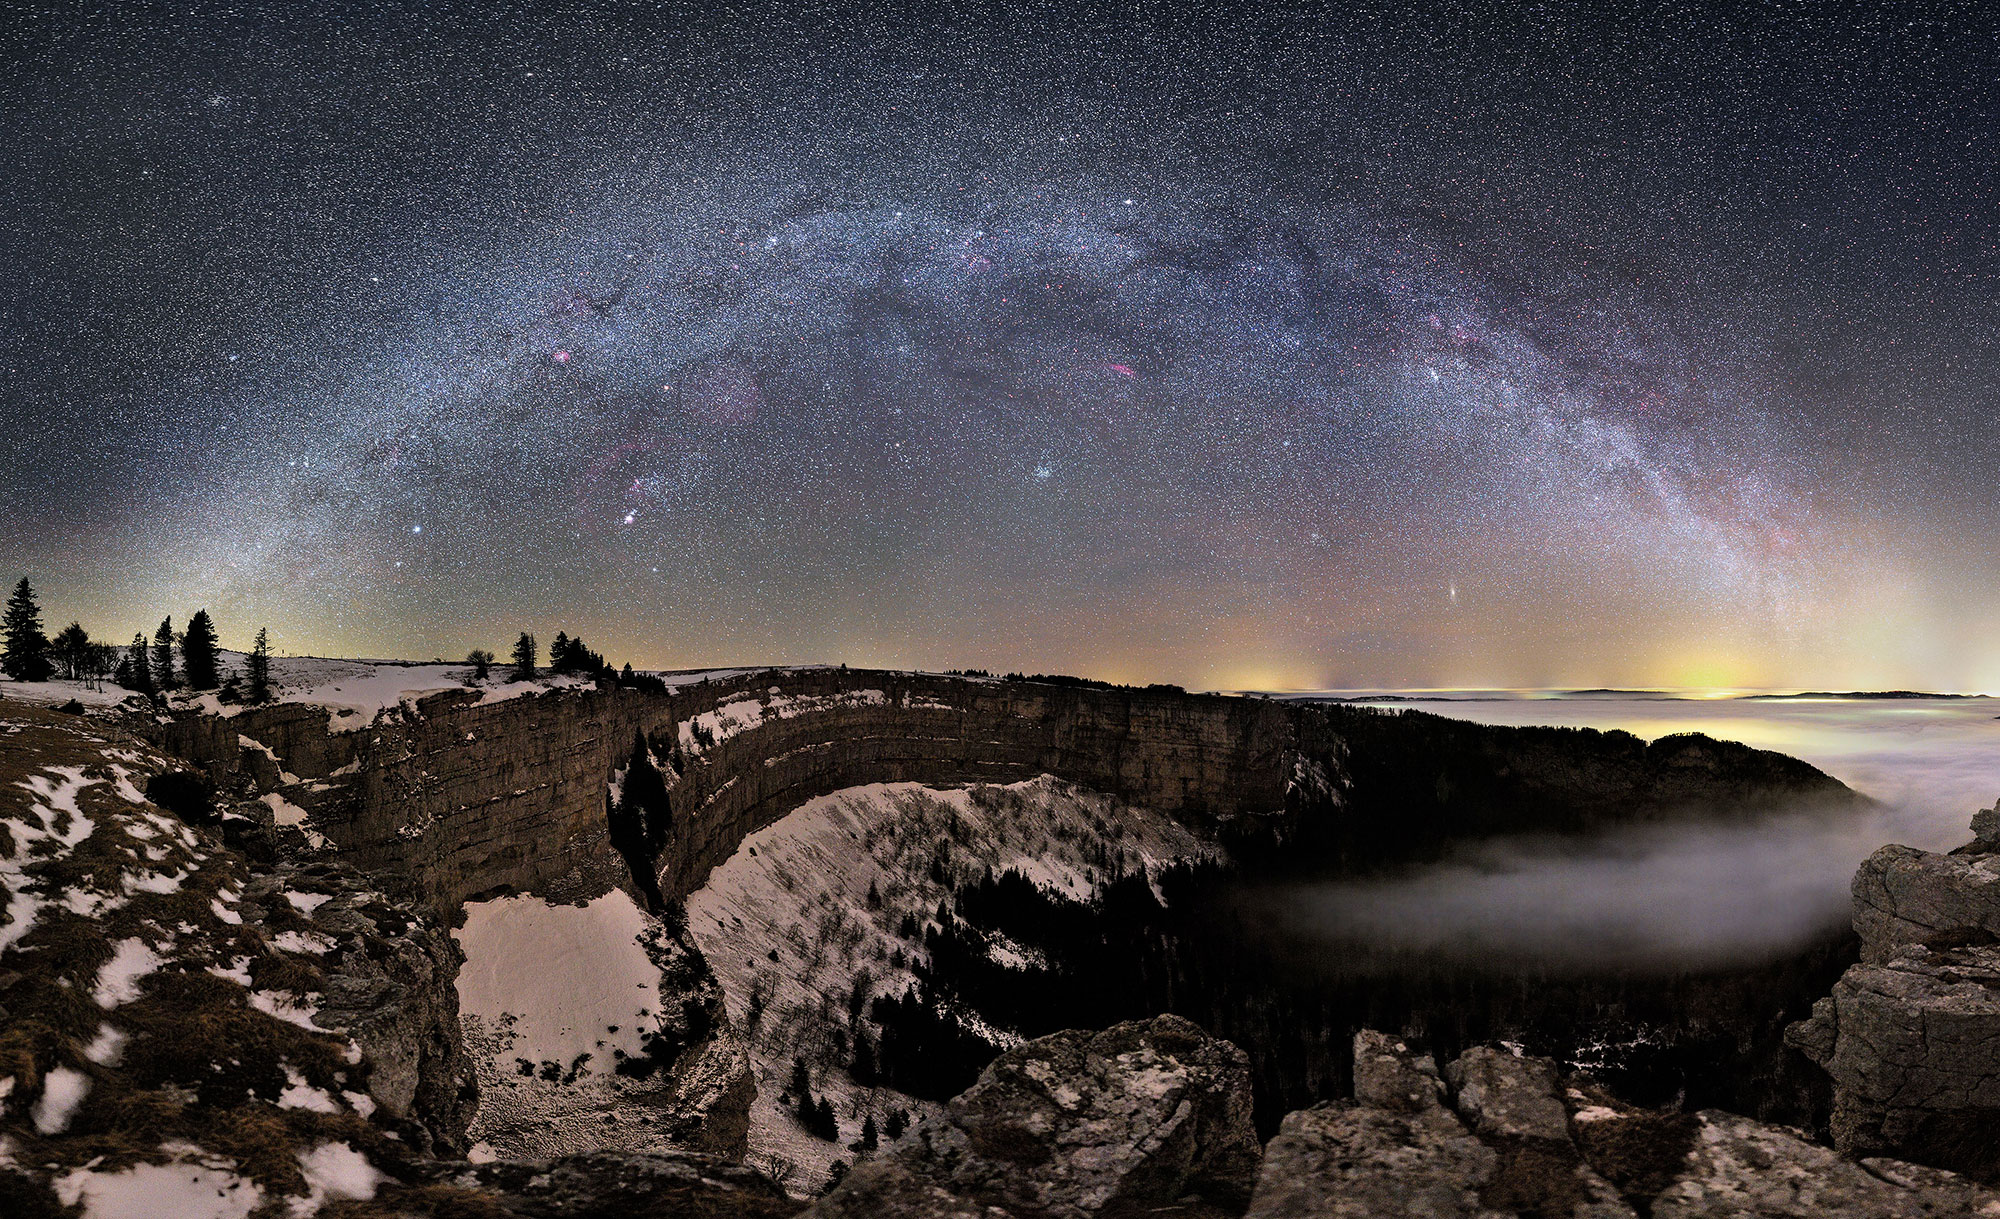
[1246,1032,2000,1218]
[809,1014,1261,1218]
[409,1150,796,1217]
[1787,797,2000,1178]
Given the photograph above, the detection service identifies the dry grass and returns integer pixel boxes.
[0,704,430,1209]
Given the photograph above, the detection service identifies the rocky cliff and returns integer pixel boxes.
[141,669,1857,918]
[1787,796,2000,1179]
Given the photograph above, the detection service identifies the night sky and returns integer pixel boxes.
[3,3,1995,691]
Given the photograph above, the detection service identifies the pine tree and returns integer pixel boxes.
[550,631,571,673]
[51,622,92,680]
[1,578,53,682]
[884,1107,908,1140]
[246,627,272,703]
[510,632,536,681]
[180,610,220,690]
[153,617,178,690]
[855,1113,878,1152]
[124,633,154,693]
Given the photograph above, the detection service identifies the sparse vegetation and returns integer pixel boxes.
[464,647,494,681]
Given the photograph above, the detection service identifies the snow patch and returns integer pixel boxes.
[32,1066,89,1134]
[84,1025,128,1066]
[453,890,662,1070]
[290,1142,386,1215]
[56,1156,263,1219]
[92,937,163,1008]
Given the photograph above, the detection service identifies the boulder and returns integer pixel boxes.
[1246,1032,2000,1218]
[1786,801,2000,1176]
[1850,843,2000,963]
[1248,1035,1630,1219]
[1787,942,2000,1176]
[808,1014,1261,1218]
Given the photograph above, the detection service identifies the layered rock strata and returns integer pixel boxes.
[139,669,1857,922]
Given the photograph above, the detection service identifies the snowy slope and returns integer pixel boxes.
[685,776,1217,1193]
[0,705,402,1215]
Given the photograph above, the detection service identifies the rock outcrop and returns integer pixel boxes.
[808,1014,1262,1218]
[1247,1032,2000,1218]
[1787,797,2000,1178]
[239,858,478,1155]
[408,1150,797,1218]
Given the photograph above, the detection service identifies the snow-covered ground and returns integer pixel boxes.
[0,677,130,708]
[686,776,1216,1193]
[0,706,393,1216]
[2,654,750,732]
[453,888,696,1161]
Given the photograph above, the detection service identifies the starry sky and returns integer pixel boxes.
[2,2,1996,691]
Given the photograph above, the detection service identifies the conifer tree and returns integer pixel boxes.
[246,627,273,703]
[125,633,154,693]
[465,648,494,681]
[181,610,220,690]
[153,617,178,689]
[51,622,92,680]
[550,631,571,673]
[1,578,53,682]
[510,632,537,681]
[855,1112,878,1152]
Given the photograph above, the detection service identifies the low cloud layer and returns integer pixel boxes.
[1270,697,2000,970]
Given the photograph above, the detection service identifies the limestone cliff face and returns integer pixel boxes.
[144,669,1344,913]
[139,670,1862,920]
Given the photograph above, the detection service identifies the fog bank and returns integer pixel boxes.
[1275,695,2000,968]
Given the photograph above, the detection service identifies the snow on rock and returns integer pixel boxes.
[284,891,333,915]
[261,793,328,849]
[55,1155,264,1219]
[686,775,1217,1193]
[678,686,895,754]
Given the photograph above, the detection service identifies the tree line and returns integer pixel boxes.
[465,629,616,684]
[2,577,275,702]
[6,575,653,710]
